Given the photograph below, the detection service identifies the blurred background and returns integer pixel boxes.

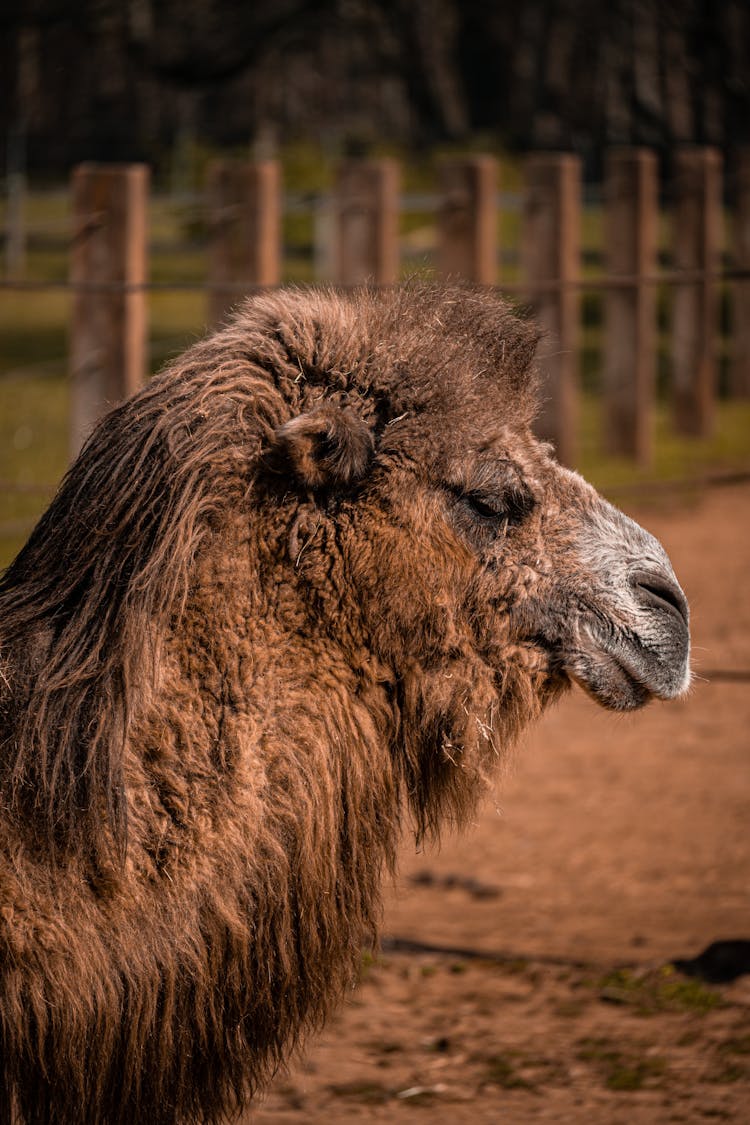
[2,0,750,564]
[2,3,750,1119]
[4,0,750,168]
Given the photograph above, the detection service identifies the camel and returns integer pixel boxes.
[0,284,690,1124]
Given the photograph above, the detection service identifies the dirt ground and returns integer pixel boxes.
[252,483,750,1124]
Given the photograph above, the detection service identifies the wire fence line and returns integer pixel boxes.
[2,148,750,503]
[4,265,750,294]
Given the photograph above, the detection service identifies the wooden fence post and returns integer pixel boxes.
[521,153,581,465]
[70,163,149,457]
[603,148,658,464]
[671,147,722,435]
[730,149,750,398]
[333,159,399,285]
[437,156,498,283]
[207,159,281,325]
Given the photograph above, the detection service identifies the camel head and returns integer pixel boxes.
[260,285,690,811]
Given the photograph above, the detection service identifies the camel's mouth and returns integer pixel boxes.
[564,614,691,713]
[500,571,690,713]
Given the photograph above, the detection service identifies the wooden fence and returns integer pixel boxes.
[8,149,750,465]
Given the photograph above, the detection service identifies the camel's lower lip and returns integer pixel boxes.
[566,650,655,712]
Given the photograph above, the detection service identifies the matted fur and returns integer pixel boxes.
[0,284,681,1124]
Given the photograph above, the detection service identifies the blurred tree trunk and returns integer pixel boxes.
[2,0,750,170]
[385,0,468,140]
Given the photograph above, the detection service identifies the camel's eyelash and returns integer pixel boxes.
[447,483,535,528]
[463,491,507,522]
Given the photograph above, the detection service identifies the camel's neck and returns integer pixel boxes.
[121,589,400,1082]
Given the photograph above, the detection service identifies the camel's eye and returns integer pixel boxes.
[464,491,506,523]
[445,474,535,543]
[455,483,535,536]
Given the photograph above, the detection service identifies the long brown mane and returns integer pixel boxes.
[0,284,542,1124]
[0,335,287,859]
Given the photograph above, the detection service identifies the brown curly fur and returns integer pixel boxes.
[0,284,586,1123]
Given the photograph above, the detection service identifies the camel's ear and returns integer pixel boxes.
[272,405,374,489]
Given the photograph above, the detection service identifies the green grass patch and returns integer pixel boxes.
[358,948,379,983]
[596,966,724,1016]
[477,1047,568,1090]
[577,1037,667,1091]
[0,290,70,373]
[579,396,750,493]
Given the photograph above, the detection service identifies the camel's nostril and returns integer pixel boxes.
[631,570,689,626]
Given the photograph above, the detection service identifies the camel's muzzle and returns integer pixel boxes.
[567,504,691,712]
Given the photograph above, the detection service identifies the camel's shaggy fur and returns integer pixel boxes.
[0,284,689,1124]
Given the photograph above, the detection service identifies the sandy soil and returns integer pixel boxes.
[252,483,750,1123]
